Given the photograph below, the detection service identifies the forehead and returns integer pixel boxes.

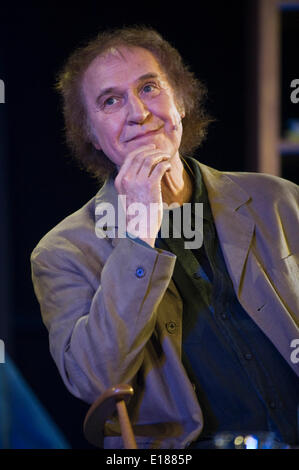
[82,46,167,92]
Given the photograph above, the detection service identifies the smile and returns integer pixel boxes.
[127,128,163,142]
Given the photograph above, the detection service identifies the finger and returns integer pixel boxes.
[119,144,156,172]
[115,144,156,188]
[149,159,172,181]
[116,148,169,188]
[138,153,171,178]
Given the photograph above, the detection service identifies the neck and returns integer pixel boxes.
[161,154,193,206]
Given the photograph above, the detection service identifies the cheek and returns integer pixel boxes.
[155,97,182,129]
[165,106,183,140]
[171,103,183,126]
[157,116,183,153]
[95,118,122,148]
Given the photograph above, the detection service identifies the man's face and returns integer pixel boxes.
[82,46,184,167]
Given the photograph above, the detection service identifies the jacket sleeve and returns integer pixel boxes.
[31,236,176,404]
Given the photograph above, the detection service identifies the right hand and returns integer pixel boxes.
[114,144,172,247]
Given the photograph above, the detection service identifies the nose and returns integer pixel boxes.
[126,92,150,124]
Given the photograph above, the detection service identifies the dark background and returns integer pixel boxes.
[0,1,298,448]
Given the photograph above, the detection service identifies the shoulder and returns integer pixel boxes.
[227,170,298,194]
[198,160,298,204]
[31,177,118,270]
[226,171,299,211]
[31,195,97,263]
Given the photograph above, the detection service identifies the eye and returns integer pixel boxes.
[141,83,160,96]
[143,84,155,93]
[104,96,118,106]
[101,95,123,113]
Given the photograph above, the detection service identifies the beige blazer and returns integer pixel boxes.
[31,161,299,449]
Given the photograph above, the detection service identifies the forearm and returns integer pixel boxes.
[31,237,176,403]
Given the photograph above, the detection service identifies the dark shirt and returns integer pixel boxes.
[154,156,299,447]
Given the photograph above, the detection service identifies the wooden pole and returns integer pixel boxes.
[116,400,138,449]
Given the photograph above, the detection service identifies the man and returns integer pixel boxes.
[31,26,299,449]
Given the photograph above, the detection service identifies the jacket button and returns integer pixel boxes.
[135,267,145,278]
[193,272,201,279]
[165,321,177,334]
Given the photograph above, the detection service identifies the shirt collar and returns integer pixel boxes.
[181,156,213,221]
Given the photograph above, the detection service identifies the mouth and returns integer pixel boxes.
[126,127,163,143]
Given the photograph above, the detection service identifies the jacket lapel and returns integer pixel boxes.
[198,162,255,295]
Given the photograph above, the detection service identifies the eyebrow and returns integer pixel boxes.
[95,73,160,105]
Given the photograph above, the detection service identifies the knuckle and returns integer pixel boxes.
[143,157,155,168]
[145,154,163,167]
[122,175,131,189]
